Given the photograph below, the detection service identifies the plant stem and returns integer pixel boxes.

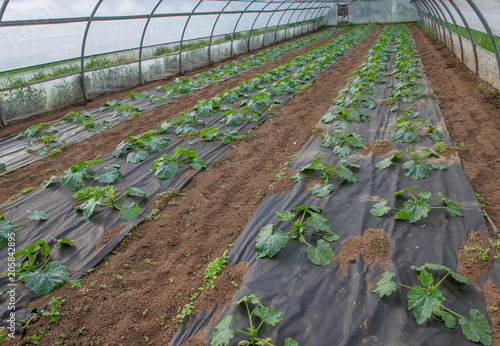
[441,305,466,319]
[12,218,30,228]
[395,282,413,290]
[434,272,450,289]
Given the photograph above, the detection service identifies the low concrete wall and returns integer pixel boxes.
[442,30,499,89]
[0,22,321,123]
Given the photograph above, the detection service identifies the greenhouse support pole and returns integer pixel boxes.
[139,0,164,85]
[308,8,322,32]
[447,0,478,74]
[299,3,315,36]
[0,0,10,21]
[413,1,430,32]
[230,0,257,58]
[420,0,442,41]
[274,2,295,44]
[423,0,446,46]
[413,0,429,31]
[208,1,233,64]
[429,0,453,52]
[0,103,6,127]
[463,0,500,88]
[437,0,464,61]
[285,6,301,41]
[80,0,104,101]
[247,1,273,52]
[179,0,204,74]
[418,0,437,37]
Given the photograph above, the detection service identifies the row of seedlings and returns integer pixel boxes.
[0,28,345,174]
[0,25,376,334]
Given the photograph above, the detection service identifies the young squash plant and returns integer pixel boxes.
[152,147,205,180]
[370,186,462,223]
[320,129,367,157]
[15,123,57,140]
[113,130,170,163]
[196,127,244,145]
[109,104,143,118]
[211,294,298,346]
[60,111,110,133]
[74,185,148,221]
[290,158,359,198]
[1,238,74,297]
[321,106,369,129]
[219,107,261,126]
[0,210,48,249]
[26,134,66,156]
[99,99,121,112]
[389,117,443,143]
[376,147,446,180]
[373,263,492,345]
[254,204,339,265]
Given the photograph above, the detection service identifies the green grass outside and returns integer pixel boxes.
[425,17,500,54]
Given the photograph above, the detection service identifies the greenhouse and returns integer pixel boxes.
[0,0,499,345]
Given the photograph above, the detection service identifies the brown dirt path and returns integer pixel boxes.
[12,26,384,346]
[0,28,350,205]
[409,25,500,233]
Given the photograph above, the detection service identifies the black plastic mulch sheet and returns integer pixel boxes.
[0,30,340,175]
[171,57,500,345]
[0,31,358,333]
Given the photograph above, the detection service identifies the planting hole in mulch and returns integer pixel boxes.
[334,228,389,274]
[360,140,392,157]
[457,231,495,282]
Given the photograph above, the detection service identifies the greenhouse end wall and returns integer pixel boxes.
[0,22,321,123]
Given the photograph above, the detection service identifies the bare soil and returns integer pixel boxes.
[410,25,500,233]
[334,228,389,274]
[0,29,350,205]
[484,280,500,346]
[457,231,494,282]
[7,27,384,345]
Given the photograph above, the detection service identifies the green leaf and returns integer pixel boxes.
[323,232,340,242]
[438,193,463,217]
[275,211,295,221]
[0,220,13,249]
[125,186,149,198]
[373,271,397,297]
[334,165,358,183]
[127,149,148,164]
[144,136,169,151]
[253,306,282,326]
[0,163,6,172]
[432,162,447,170]
[413,263,469,284]
[154,161,179,180]
[234,294,261,305]
[118,202,141,221]
[393,186,419,196]
[392,128,418,143]
[416,268,434,287]
[210,315,234,346]
[95,165,122,183]
[57,237,74,246]
[190,158,205,171]
[27,209,48,221]
[290,173,302,183]
[311,183,333,197]
[333,145,351,157]
[404,199,431,223]
[402,160,432,180]
[75,198,100,221]
[320,133,336,147]
[254,224,289,260]
[321,112,336,123]
[223,113,244,127]
[435,310,457,328]
[417,192,432,200]
[24,261,70,296]
[407,286,444,325]
[61,170,86,191]
[395,210,410,220]
[306,212,331,233]
[300,157,323,171]
[284,338,299,346]
[346,133,365,148]
[376,156,395,170]
[306,239,333,265]
[459,309,492,345]
[370,200,391,216]
[428,129,443,141]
